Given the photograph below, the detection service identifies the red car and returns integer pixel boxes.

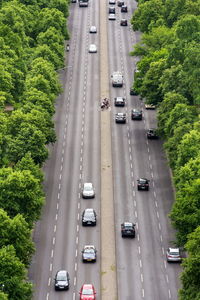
[79,284,96,300]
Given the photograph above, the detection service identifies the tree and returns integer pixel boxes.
[0,168,44,225]
[0,246,32,300]
[179,226,200,300]
[176,130,200,169]
[0,209,34,265]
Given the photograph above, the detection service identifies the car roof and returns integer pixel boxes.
[116,112,125,116]
[82,284,93,289]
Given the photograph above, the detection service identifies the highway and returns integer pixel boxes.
[29,0,182,299]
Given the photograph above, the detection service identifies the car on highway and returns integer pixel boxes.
[145,103,156,110]
[121,4,128,12]
[82,183,95,198]
[120,19,128,26]
[121,222,135,238]
[111,71,123,87]
[115,113,126,123]
[166,248,182,262]
[82,208,96,226]
[131,108,142,120]
[108,6,115,13]
[108,13,116,20]
[137,178,149,191]
[114,97,125,106]
[117,0,124,6]
[109,0,116,4]
[82,245,97,262]
[147,128,159,139]
[54,270,70,291]
[89,26,97,33]
[89,44,97,53]
[130,87,138,95]
[79,284,96,299]
[71,0,76,2]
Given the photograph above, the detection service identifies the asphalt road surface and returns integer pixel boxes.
[29,0,182,299]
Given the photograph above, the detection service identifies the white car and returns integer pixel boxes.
[166,248,182,262]
[145,103,156,110]
[109,0,116,4]
[82,183,95,198]
[108,13,116,20]
[89,26,97,33]
[89,44,97,53]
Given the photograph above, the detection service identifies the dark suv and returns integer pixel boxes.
[82,208,96,226]
[137,178,149,191]
[121,5,127,12]
[109,6,115,13]
[120,19,128,26]
[117,0,124,6]
[131,109,142,120]
[54,270,70,290]
[121,222,135,238]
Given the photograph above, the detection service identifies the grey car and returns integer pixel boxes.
[115,113,126,123]
[166,248,182,262]
[54,270,70,290]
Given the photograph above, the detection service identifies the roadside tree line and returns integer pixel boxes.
[0,0,70,298]
[131,0,200,299]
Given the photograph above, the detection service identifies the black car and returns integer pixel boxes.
[121,5,127,12]
[137,178,149,191]
[117,0,124,6]
[147,128,159,139]
[114,97,125,106]
[54,270,70,291]
[108,6,115,13]
[82,208,96,226]
[131,109,142,120]
[120,19,128,26]
[115,113,126,123]
[82,245,97,262]
[121,222,135,238]
[130,87,138,95]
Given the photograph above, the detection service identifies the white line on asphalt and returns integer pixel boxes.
[78,202,80,209]
[62,149,65,155]
[150,164,152,169]
[166,274,169,283]
[152,181,155,187]
[75,249,78,257]
[168,289,171,299]
[132,181,135,187]
[131,171,134,177]
[130,154,132,161]
[76,236,79,244]
[75,263,77,271]
[141,274,144,282]
[61,156,64,163]
[164,261,167,269]
[48,277,51,286]
[81,133,84,139]
[138,246,141,254]
[57,193,60,200]
[81,148,83,154]
[136,223,139,230]
[128,139,130,144]
[137,233,140,241]
[135,211,138,218]
[62,141,65,147]
[73,292,76,300]
[148,155,151,161]
[157,211,160,219]
[129,146,131,153]
[130,163,133,169]
[139,259,142,268]
[50,263,52,272]
[55,213,58,221]
[80,156,83,162]
[51,249,54,258]
[63,133,66,140]
[56,202,59,209]
[64,126,67,133]
[162,247,165,255]
[53,237,55,245]
[79,174,82,179]
[133,191,136,197]
[158,223,161,231]
[79,183,81,189]
[134,199,136,206]
[77,225,79,232]
[80,165,82,171]
[46,293,49,300]
[147,147,150,153]
[151,172,154,178]
[60,164,63,172]
[81,140,84,146]
[160,235,163,242]
[78,192,81,199]
[77,213,80,220]
[142,289,145,298]
[59,183,61,190]
[74,277,76,286]
[154,191,157,198]
[54,225,56,233]
[155,200,158,207]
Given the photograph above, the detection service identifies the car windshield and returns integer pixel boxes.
[170,251,179,255]
[57,274,66,281]
[140,179,147,183]
[84,249,94,253]
[84,185,92,191]
[82,288,93,295]
[125,225,132,229]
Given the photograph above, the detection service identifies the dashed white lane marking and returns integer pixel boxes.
[142,289,145,298]
[166,274,169,283]
[150,163,152,169]
[59,183,61,190]
[57,192,60,200]
[154,191,157,198]
[75,249,78,257]
[48,277,51,286]
[77,213,80,220]
[77,225,79,232]
[56,202,59,209]
[61,156,64,163]
[60,164,63,172]
[76,236,79,244]
[141,274,144,283]
[137,234,140,241]
[138,246,141,254]
[148,155,151,160]
[129,146,131,153]
[134,199,136,206]
[155,201,158,207]
[168,289,171,299]
[135,211,138,218]
[160,235,163,242]
[130,154,132,161]
[158,223,161,231]
[55,214,58,221]
[51,249,54,258]
[152,181,155,187]
[130,163,133,169]
[50,263,52,272]
[132,181,135,187]
[75,263,77,271]
[46,293,49,300]
[54,225,57,233]
[139,260,142,268]
[53,237,55,245]
[147,147,150,153]
[162,247,165,255]
[73,292,76,300]
[157,211,160,219]
[131,171,134,177]
[74,277,76,286]
[164,261,167,269]
[151,172,154,178]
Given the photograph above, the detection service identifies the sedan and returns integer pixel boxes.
[131,108,142,120]
[108,13,116,20]
[166,248,182,262]
[89,26,97,33]
[121,5,128,12]
[108,6,115,13]
[54,270,70,291]
[89,44,97,53]
[147,128,159,139]
[82,208,96,226]
[121,222,135,238]
[82,183,95,198]
[82,245,97,262]
[115,112,126,123]
[79,284,96,300]
[114,97,125,106]
[109,0,116,3]
[137,178,149,191]
[120,19,128,26]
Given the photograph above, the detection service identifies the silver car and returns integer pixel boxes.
[166,248,182,262]
[82,183,95,198]
[89,44,97,53]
